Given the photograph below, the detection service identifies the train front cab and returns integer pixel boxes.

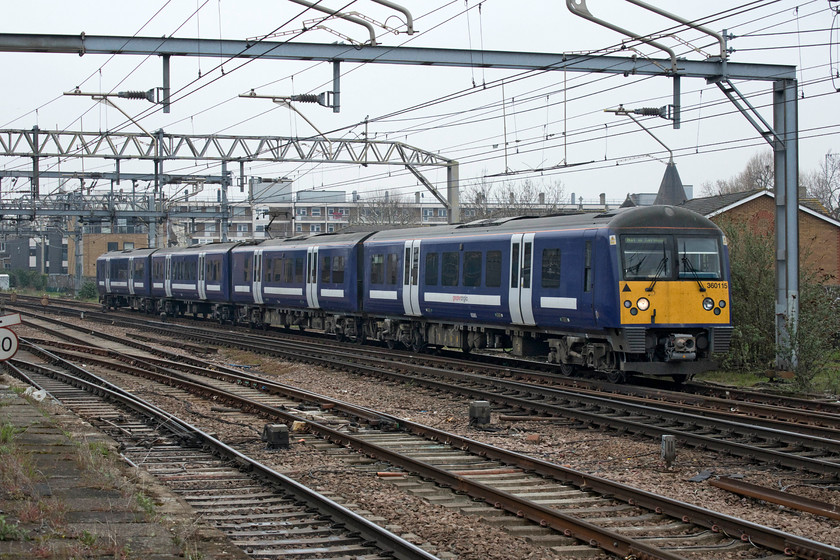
[610,209,733,380]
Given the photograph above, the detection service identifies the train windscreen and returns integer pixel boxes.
[621,235,722,281]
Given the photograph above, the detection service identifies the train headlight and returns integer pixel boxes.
[703,297,715,311]
[624,300,632,308]
[719,300,726,309]
[636,297,650,311]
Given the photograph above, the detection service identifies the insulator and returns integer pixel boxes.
[118,91,148,99]
[635,107,664,117]
[290,94,320,104]
[117,89,155,102]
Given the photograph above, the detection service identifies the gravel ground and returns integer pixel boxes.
[13,320,840,559]
[215,349,840,550]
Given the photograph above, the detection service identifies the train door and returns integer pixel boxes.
[252,250,264,305]
[197,252,207,300]
[104,257,111,293]
[306,246,320,308]
[509,233,536,325]
[164,255,172,297]
[402,240,421,316]
[582,230,596,323]
[127,257,136,295]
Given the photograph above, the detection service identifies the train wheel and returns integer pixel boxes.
[386,339,397,350]
[606,370,626,384]
[559,362,576,376]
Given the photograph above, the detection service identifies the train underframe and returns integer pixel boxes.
[103,294,730,383]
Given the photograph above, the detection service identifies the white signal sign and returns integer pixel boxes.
[0,327,18,361]
[0,313,21,328]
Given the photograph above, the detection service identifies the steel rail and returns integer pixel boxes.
[3,353,440,560]
[14,338,840,560]
[17,305,840,476]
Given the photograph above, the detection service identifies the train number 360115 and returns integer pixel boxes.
[705,282,728,289]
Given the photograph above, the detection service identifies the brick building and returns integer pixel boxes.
[680,190,840,285]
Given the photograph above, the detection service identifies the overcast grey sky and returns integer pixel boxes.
[1,0,837,205]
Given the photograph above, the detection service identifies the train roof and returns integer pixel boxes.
[250,230,376,249]
[364,206,720,242]
[151,242,246,256]
[97,247,157,260]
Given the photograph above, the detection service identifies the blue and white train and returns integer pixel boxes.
[97,205,733,382]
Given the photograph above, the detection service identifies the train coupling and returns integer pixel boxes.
[665,333,697,362]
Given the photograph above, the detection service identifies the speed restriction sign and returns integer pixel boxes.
[0,327,19,361]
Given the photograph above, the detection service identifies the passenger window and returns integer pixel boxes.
[371,254,384,284]
[463,251,482,287]
[486,250,502,288]
[511,244,520,288]
[425,253,439,286]
[243,258,251,283]
[386,253,399,285]
[283,259,294,283]
[442,252,459,287]
[332,256,345,284]
[321,256,331,283]
[294,257,304,283]
[542,249,561,289]
[522,243,532,289]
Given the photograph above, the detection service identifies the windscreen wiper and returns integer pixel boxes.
[645,255,668,292]
[681,252,707,292]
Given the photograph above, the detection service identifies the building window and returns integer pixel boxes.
[327,225,335,233]
[295,224,303,233]
[423,209,434,217]
[297,208,308,216]
[237,224,249,232]
[438,208,447,217]
[311,207,321,217]
[311,224,321,232]
[124,242,135,250]
[107,242,119,251]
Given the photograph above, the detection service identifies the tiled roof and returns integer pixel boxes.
[678,189,764,216]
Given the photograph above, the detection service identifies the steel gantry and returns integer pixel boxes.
[0,31,799,367]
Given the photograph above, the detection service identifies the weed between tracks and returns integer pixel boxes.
[0,377,211,559]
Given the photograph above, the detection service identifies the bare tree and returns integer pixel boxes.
[701,151,774,196]
[462,175,566,220]
[350,190,417,225]
[804,150,840,219]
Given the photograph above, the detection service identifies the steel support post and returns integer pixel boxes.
[447,162,460,224]
[221,160,229,242]
[773,79,799,369]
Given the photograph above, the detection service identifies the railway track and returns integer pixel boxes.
[7,315,840,560]
[30,303,840,473]
[2,351,439,560]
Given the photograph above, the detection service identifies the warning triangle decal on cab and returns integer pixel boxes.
[622,284,631,292]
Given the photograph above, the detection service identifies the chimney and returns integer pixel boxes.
[599,193,606,205]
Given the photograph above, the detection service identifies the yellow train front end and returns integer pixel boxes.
[609,210,733,380]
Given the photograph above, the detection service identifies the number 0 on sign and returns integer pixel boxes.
[0,328,19,361]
